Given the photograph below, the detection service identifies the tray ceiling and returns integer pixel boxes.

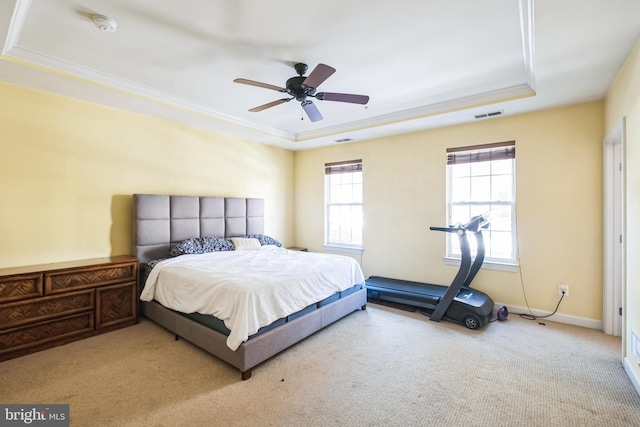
[1,0,639,149]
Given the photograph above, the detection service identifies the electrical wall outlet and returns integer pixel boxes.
[558,283,569,296]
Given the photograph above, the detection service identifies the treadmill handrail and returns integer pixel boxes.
[429,226,464,234]
[430,226,473,322]
[429,215,490,235]
[462,228,486,287]
[430,214,490,289]
[464,214,490,233]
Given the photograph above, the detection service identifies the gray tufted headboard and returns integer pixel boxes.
[133,194,264,263]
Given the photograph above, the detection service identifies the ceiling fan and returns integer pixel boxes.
[233,63,369,122]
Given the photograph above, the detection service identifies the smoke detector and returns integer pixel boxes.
[92,14,118,32]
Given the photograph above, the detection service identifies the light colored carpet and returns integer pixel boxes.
[1,304,639,427]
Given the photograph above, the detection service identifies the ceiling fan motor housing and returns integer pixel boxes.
[286,76,315,102]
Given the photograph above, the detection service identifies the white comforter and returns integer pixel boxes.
[140,246,365,351]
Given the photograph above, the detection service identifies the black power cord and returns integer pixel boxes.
[517,291,565,321]
[489,291,566,324]
[512,205,567,324]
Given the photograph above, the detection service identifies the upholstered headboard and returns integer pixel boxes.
[133,194,265,263]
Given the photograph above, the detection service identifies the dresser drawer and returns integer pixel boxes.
[45,261,137,295]
[96,282,137,330]
[0,273,43,304]
[0,289,94,329]
[0,312,94,359]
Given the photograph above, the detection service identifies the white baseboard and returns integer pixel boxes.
[495,302,602,330]
[624,357,640,397]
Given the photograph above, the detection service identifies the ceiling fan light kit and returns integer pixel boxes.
[234,63,369,122]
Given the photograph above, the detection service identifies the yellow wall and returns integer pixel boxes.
[0,77,609,325]
[295,102,604,321]
[605,37,640,385]
[0,82,294,269]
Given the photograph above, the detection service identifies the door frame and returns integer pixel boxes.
[603,117,626,342]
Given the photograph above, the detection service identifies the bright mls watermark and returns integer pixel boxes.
[1,405,69,426]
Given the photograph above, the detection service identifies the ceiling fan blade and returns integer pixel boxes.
[302,63,336,89]
[249,98,291,112]
[234,78,286,92]
[301,100,323,122]
[316,92,370,105]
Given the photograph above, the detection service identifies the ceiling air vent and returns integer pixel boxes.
[474,110,504,119]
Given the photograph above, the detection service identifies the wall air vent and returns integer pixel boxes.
[474,110,504,119]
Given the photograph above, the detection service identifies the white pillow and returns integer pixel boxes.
[230,237,261,250]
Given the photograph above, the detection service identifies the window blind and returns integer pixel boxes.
[446,141,515,165]
[325,159,363,175]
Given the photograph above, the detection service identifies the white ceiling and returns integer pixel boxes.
[1,0,639,150]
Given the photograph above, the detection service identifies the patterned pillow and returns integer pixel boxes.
[245,234,283,247]
[142,259,165,283]
[169,236,233,257]
[201,236,234,252]
[169,238,202,257]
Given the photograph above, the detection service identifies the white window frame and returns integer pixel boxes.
[323,159,363,254]
[445,142,517,271]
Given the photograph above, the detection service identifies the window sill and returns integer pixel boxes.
[323,245,364,255]
[444,257,518,272]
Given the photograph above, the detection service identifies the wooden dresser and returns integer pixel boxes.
[0,255,138,362]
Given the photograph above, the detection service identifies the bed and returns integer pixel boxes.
[133,194,367,380]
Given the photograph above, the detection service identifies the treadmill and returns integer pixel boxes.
[366,214,495,329]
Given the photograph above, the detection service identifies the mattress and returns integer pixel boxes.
[140,246,365,350]
[180,283,364,337]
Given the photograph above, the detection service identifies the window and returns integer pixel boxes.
[324,159,363,252]
[446,141,516,266]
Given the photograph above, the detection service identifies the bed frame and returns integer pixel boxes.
[133,194,367,380]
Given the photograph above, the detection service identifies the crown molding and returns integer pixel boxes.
[3,44,294,140]
[294,83,535,142]
[2,0,537,145]
[520,0,536,89]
